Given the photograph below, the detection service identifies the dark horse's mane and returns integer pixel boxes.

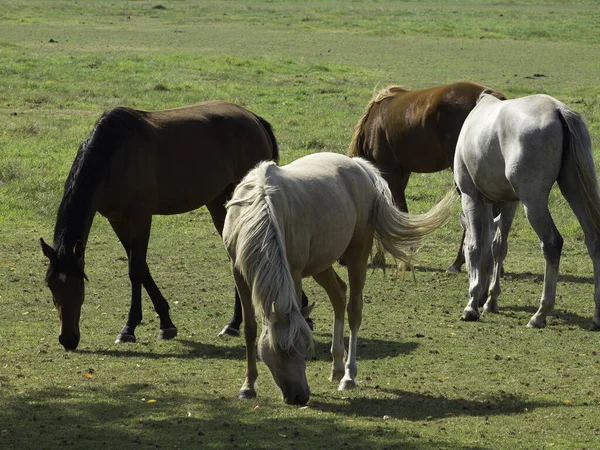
[53,107,149,258]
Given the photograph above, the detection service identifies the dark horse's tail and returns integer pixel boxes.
[255,115,279,164]
[348,86,407,159]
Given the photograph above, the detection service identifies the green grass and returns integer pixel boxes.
[1,1,600,448]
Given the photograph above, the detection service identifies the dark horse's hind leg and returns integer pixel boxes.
[109,217,177,343]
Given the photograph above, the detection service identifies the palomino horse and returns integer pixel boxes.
[349,81,506,271]
[223,152,455,404]
[455,93,600,328]
[40,101,290,350]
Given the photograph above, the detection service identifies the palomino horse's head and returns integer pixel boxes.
[40,238,87,351]
[258,304,314,405]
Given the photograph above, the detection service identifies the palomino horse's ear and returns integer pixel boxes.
[40,238,56,261]
[301,302,315,319]
[73,240,85,259]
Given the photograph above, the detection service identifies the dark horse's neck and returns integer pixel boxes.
[53,107,147,257]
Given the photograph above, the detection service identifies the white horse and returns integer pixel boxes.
[222,152,455,404]
[455,93,600,328]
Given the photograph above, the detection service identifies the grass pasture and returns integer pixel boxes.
[1,1,600,448]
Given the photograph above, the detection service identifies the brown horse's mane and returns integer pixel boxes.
[53,107,148,258]
[348,86,407,158]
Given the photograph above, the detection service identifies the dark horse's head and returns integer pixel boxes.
[40,238,87,350]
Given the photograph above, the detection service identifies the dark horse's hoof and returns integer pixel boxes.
[115,333,136,344]
[218,325,241,337]
[158,327,178,340]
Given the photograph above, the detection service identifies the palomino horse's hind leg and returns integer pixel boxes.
[484,202,517,314]
[232,267,259,399]
[461,195,494,321]
[338,244,370,390]
[109,217,177,343]
[312,267,347,383]
[521,202,563,328]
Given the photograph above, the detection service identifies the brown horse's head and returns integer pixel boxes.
[258,308,314,405]
[40,238,87,351]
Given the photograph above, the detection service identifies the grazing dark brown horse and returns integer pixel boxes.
[348,81,506,271]
[40,101,302,350]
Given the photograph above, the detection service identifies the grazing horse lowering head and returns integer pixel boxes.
[258,306,314,405]
[40,238,87,350]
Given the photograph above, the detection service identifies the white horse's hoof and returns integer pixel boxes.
[158,327,178,340]
[338,377,356,391]
[527,316,546,328]
[329,370,344,382]
[461,307,480,321]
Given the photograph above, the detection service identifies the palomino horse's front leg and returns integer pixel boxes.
[232,268,258,399]
[340,254,368,390]
[312,268,347,382]
[461,196,494,321]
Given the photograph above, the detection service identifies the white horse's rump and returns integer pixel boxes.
[455,93,600,328]
[224,152,455,404]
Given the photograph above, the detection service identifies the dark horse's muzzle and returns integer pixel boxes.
[59,333,80,351]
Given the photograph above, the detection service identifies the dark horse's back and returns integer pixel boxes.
[95,100,278,217]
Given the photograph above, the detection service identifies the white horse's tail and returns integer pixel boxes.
[224,162,313,354]
[353,158,457,263]
[558,106,600,234]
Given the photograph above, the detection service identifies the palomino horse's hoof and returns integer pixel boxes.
[461,308,480,322]
[447,264,461,274]
[238,389,256,399]
[218,325,241,337]
[527,316,547,328]
[483,301,499,314]
[338,378,357,391]
[115,333,136,344]
[158,327,178,340]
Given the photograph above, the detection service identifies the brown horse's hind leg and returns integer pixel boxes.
[109,218,177,343]
[379,171,411,269]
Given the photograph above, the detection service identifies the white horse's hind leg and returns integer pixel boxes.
[484,202,518,313]
[312,268,347,382]
[522,203,563,328]
[557,172,600,329]
[461,194,494,321]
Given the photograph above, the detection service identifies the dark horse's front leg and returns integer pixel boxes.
[110,217,177,343]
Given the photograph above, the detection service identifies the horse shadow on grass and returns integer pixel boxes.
[310,387,559,422]
[0,384,491,450]
[78,336,418,362]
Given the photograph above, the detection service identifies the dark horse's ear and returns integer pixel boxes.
[73,240,85,260]
[40,238,56,261]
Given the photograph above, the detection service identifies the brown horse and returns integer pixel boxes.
[40,101,292,350]
[348,81,506,271]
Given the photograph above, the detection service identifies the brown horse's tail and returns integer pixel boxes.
[349,86,406,159]
[255,115,279,163]
[557,106,600,233]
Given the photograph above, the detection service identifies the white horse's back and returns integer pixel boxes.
[454,93,600,329]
